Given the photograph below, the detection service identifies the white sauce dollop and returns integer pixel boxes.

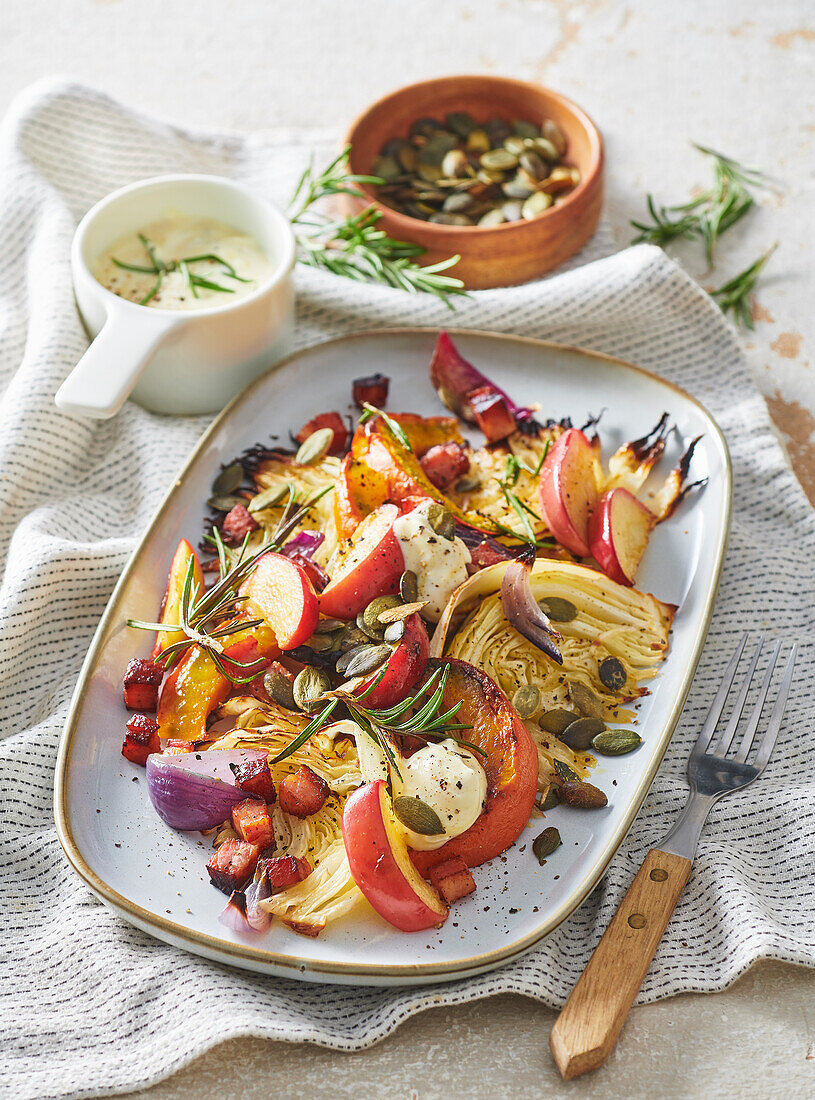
[392,504,471,621]
[396,739,487,851]
[93,213,273,311]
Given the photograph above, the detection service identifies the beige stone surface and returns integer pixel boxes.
[2,1,814,1095]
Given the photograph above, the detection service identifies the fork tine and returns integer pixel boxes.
[752,645,797,774]
[711,637,764,756]
[692,633,748,756]
[732,641,781,762]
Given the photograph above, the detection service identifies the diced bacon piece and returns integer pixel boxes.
[123,657,163,711]
[163,739,192,755]
[122,713,160,765]
[222,503,259,544]
[352,372,390,408]
[468,386,516,443]
[206,838,260,894]
[296,411,349,456]
[230,757,276,803]
[231,798,274,849]
[419,441,471,491]
[263,855,312,892]
[278,765,330,819]
[428,856,476,904]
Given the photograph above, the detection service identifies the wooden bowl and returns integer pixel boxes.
[344,75,604,290]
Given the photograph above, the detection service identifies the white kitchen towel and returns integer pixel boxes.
[0,79,813,1100]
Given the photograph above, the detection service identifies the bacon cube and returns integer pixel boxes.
[221,503,259,544]
[278,765,329,819]
[419,441,470,491]
[231,798,274,849]
[468,386,516,443]
[122,713,160,765]
[428,856,476,904]
[206,838,260,894]
[230,757,276,803]
[122,657,163,711]
[263,855,312,892]
[352,372,390,409]
[296,411,349,456]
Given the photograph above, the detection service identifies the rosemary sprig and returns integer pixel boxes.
[288,146,468,308]
[127,485,331,681]
[112,235,245,306]
[358,402,413,452]
[710,244,777,330]
[630,144,773,263]
[492,443,556,549]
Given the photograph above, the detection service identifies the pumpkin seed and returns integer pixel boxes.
[540,708,578,735]
[344,644,391,679]
[417,162,443,183]
[592,729,643,756]
[313,618,346,635]
[569,681,605,719]
[477,167,506,185]
[480,148,518,172]
[383,620,406,645]
[426,502,455,540]
[477,208,506,227]
[503,135,527,157]
[409,117,441,140]
[393,795,445,836]
[295,427,333,467]
[542,119,567,156]
[532,826,562,863]
[554,759,580,783]
[557,781,608,809]
[247,483,289,513]
[539,596,578,623]
[538,785,560,811]
[485,117,512,145]
[263,668,296,711]
[512,119,540,140]
[519,150,547,181]
[339,624,369,652]
[540,166,577,195]
[429,212,473,226]
[502,175,535,200]
[599,656,627,692]
[395,143,418,173]
[302,632,334,653]
[378,601,425,624]
[336,643,369,674]
[441,149,469,179]
[512,684,543,720]
[522,191,553,220]
[208,494,246,512]
[399,570,419,603]
[356,608,383,640]
[372,154,401,182]
[446,111,477,138]
[442,189,474,213]
[211,463,243,496]
[533,136,560,162]
[293,667,331,713]
[559,716,606,750]
[454,475,482,492]
[363,595,401,633]
[466,128,491,153]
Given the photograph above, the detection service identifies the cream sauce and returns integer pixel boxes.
[93,213,272,310]
[395,739,487,851]
[392,504,471,621]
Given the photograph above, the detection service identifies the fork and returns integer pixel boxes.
[549,632,797,1080]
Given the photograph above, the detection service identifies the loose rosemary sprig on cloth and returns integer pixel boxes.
[288,146,468,308]
[126,485,331,682]
[112,234,250,306]
[710,244,777,331]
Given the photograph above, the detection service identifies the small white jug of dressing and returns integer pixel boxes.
[56,175,296,418]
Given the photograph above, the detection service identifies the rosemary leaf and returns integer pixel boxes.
[710,244,777,330]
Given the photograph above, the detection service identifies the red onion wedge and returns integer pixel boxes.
[429,332,538,432]
[146,749,267,832]
[219,890,251,933]
[244,862,273,931]
[500,550,563,665]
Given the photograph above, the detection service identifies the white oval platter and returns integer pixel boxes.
[55,328,730,987]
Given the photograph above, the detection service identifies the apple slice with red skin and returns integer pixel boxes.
[240,552,319,650]
[539,428,600,557]
[354,613,429,709]
[319,503,404,620]
[152,539,204,658]
[588,487,655,586]
[342,780,448,932]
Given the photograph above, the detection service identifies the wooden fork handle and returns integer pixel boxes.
[549,848,692,1079]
